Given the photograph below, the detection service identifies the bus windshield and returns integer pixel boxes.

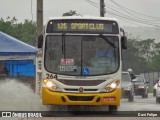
[44,35,119,76]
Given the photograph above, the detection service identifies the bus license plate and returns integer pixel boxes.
[103,97,116,101]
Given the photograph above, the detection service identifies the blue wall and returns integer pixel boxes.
[1,60,35,77]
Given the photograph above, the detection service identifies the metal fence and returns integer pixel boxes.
[141,72,160,87]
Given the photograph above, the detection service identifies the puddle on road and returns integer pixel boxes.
[0,79,108,112]
[0,79,48,111]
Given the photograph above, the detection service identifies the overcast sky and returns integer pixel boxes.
[0,0,160,27]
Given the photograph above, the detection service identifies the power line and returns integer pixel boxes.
[86,0,99,5]
[86,0,160,21]
[106,2,160,23]
[85,0,160,27]
[106,10,160,27]
[85,0,141,26]
[85,1,140,26]
[85,0,99,8]
[106,4,160,25]
[108,0,160,21]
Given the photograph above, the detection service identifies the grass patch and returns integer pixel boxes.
[148,87,153,93]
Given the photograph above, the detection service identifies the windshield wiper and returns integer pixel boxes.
[62,33,66,58]
[99,34,116,48]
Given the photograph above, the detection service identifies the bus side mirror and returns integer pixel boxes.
[37,35,43,48]
[121,36,127,49]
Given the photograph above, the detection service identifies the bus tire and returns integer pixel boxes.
[145,93,148,98]
[142,92,145,98]
[153,89,156,97]
[128,94,134,102]
[156,98,160,104]
[109,105,118,112]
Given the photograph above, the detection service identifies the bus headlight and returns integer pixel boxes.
[101,80,120,93]
[46,81,54,88]
[43,79,61,92]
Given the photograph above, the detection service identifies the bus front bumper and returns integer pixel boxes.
[42,87,121,106]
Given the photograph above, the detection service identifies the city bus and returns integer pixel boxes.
[36,16,127,111]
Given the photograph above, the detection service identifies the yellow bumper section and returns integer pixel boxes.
[42,87,121,106]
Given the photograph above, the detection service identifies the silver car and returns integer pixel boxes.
[153,82,157,97]
[156,79,160,103]
[153,79,159,96]
[121,72,134,102]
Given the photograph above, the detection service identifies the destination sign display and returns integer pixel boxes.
[46,19,119,34]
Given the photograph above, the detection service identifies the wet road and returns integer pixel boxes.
[0,79,47,111]
[120,93,160,111]
[0,79,160,120]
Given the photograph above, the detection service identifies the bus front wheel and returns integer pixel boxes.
[108,105,118,112]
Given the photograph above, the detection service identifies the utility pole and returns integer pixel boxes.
[100,0,105,17]
[37,0,43,36]
[36,0,43,94]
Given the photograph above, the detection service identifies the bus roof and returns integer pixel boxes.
[47,16,118,22]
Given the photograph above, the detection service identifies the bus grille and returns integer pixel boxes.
[67,95,94,101]
[58,79,105,86]
[64,88,98,92]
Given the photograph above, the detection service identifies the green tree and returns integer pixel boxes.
[136,39,155,61]
[18,19,36,45]
[149,42,160,71]
[122,36,160,74]
[122,38,148,74]
[151,55,160,71]
[0,17,36,46]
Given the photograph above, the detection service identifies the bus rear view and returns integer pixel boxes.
[36,16,127,111]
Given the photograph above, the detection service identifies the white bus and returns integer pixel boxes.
[36,16,127,111]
